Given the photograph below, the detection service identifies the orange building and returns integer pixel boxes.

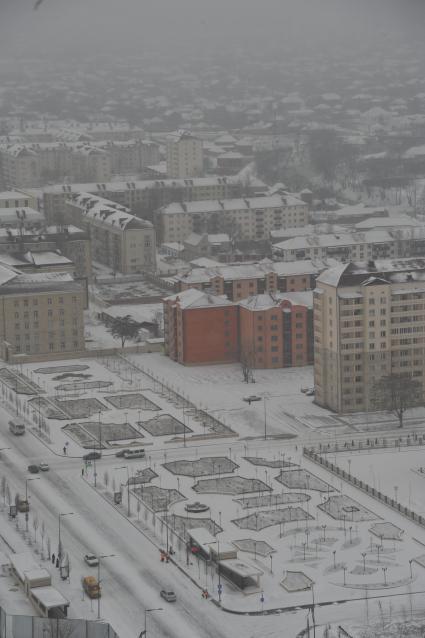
[163,288,239,365]
[164,288,313,368]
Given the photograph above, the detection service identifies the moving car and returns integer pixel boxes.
[83,451,101,461]
[27,465,39,474]
[160,589,176,602]
[38,463,49,472]
[305,388,315,396]
[82,575,101,598]
[123,448,145,459]
[84,554,99,567]
[242,395,262,403]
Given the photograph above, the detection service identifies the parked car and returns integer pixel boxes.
[84,554,99,567]
[242,395,262,404]
[38,463,49,472]
[160,589,176,602]
[82,575,101,599]
[27,465,39,474]
[83,452,101,461]
[305,388,315,396]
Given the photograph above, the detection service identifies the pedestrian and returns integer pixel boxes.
[52,553,55,564]
[81,468,84,477]
[56,558,59,568]
[63,446,66,455]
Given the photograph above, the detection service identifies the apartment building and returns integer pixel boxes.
[163,288,313,368]
[166,130,203,178]
[314,258,425,414]
[0,226,91,281]
[0,146,40,188]
[239,292,313,369]
[41,176,267,225]
[158,194,308,243]
[70,146,112,183]
[273,230,396,262]
[97,140,159,174]
[0,266,85,360]
[0,190,37,209]
[163,288,239,364]
[176,259,334,301]
[65,193,156,274]
[0,207,44,229]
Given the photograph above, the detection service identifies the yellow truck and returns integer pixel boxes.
[82,575,101,599]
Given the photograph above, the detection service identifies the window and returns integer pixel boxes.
[48,310,53,317]
[48,298,52,305]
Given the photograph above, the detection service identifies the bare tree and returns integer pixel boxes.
[5,485,11,506]
[108,315,140,348]
[372,374,423,428]
[41,521,46,557]
[46,536,51,560]
[240,345,255,383]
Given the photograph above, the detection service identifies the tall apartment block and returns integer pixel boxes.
[166,131,203,178]
[65,193,156,274]
[314,258,425,413]
[0,265,85,360]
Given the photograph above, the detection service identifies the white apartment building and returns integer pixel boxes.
[158,194,308,243]
[41,176,267,224]
[273,230,396,262]
[166,130,203,178]
[65,193,156,274]
[314,258,425,414]
[0,190,37,209]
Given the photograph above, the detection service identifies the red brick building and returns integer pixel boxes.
[164,288,313,368]
[163,288,239,365]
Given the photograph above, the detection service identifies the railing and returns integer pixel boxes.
[303,447,425,529]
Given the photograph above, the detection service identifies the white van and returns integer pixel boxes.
[123,448,145,459]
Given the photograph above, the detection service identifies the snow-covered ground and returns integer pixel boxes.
[2,354,425,635]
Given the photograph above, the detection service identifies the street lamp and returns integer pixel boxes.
[97,554,115,619]
[209,539,222,605]
[25,477,40,531]
[141,608,163,638]
[115,466,130,516]
[58,512,74,562]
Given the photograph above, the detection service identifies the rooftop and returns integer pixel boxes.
[165,288,234,310]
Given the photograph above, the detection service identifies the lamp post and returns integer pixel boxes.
[263,396,267,440]
[310,583,316,638]
[362,552,367,574]
[382,567,388,586]
[343,566,347,586]
[210,539,222,605]
[115,466,130,516]
[58,512,74,562]
[141,608,163,638]
[409,559,413,579]
[97,554,115,619]
[25,477,40,531]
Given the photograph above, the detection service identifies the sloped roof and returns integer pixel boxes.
[165,288,234,310]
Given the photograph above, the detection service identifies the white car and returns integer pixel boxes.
[84,554,99,567]
[160,589,176,602]
[39,463,50,472]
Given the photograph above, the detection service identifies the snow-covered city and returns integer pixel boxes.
[2,1,425,637]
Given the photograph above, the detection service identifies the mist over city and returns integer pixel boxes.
[0,1,425,637]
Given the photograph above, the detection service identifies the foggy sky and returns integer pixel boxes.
[1,0,421,62]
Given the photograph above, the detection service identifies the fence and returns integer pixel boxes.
[314,432,425,456]
[0,605,119,638]
[303,447,425,529]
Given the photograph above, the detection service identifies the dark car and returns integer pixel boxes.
[115,449,129,458]
[28,465,39,474]
[83,452,102,461]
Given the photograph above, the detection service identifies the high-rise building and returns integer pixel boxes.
[166,130,203,178]
[314,259,425,413]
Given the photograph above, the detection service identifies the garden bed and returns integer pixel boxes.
[140,414,192,437]
[105,393,160,411]
[163,456,238,477]
[193,476,271,496]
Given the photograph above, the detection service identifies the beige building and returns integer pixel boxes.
[65,193,156,274]
[0,226,92,282]
[273,230,396,262]
[41,176,267,224]
[0,265,85,360]
[314,259,425,413]
[158,194,308,243]
[166,131,203,178]
[0,191,37,209]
